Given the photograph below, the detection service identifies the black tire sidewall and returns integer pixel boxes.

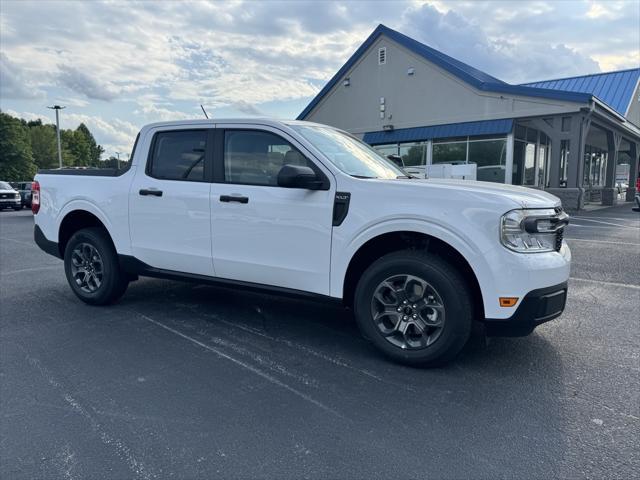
[63,228,126,305]
[354,252,472,366]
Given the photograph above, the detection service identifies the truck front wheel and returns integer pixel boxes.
[63,227,129,305]
[354,250,473,367]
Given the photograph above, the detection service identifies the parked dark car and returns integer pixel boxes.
[0,181,22,211]
[13,181,33,208]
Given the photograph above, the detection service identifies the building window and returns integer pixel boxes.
[432,141,467,164]
[559,140,570,187]
[373,144,399,158]
[538,133,550,187]
[399,142,426,167]
[468,139,507,183]
[513,139,537,186]
[583,145,607,187]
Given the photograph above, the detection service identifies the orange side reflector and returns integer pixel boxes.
[499,297,519,307]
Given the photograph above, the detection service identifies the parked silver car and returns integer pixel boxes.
[0,181,22,211]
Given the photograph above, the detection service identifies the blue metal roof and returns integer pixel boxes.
[521,68,640,116]
[298,24,592,120]
[363,118,514,145]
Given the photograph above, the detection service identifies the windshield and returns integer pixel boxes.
[0,181,13,190]
[290,125,405,179]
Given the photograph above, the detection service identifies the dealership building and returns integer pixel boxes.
[298,25,640,209]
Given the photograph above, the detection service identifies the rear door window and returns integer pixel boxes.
[148,130,208,181]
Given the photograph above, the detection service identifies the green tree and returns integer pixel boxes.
[71,128,92,166]
[29,123,58,169]
[60,129,79,166]
[76,123,103,166]
[0,111,37,180]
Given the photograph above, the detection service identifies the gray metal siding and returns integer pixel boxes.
[627,81,640,127]
[305,35,585,135]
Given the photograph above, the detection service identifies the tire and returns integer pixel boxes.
[13,207,21,211]
[353,250,473,367]
[63,227,129,305]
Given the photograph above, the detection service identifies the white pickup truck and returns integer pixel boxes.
[33,119,570,366]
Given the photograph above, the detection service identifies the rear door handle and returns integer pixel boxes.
[219,195,249,204]
[139,188,163,197]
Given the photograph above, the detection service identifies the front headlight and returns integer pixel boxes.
[14,193,20,199]
[501,208,569,253]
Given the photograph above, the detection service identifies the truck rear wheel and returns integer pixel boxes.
[353,250,473,367]
[63,227,129,305]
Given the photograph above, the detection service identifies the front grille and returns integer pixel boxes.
[0,194,8,199]
[555,229,564,252]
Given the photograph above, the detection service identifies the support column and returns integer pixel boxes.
[560,113,590,210]
[626,141,638,202]
[602,131,622,205]
[426,139,433,165]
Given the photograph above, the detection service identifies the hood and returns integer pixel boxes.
[403,178,561,209]
[0,189,18,194]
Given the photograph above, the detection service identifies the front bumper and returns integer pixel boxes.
[0,198,22,208]
[483,282,568,337]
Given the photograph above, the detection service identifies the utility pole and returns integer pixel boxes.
[115,152,121,170]
[47,105,66,168]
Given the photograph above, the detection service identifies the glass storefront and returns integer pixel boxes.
[374,136,508,183]
[512,125,550,187]
[559,140,570,187]
[583,145,607,187]
[468,139,506,183]
[432,141,466,164]
[399,142,426,167]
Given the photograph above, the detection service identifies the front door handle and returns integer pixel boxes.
[139,188,163,197]
[219,194,249,204]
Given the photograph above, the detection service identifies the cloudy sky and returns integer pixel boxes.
[1,0,638,157]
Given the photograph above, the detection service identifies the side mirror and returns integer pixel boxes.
[277,164,325,190]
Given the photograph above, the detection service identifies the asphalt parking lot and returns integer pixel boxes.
[1,205,638,479]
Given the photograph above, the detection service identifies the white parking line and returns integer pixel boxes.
[571,215,635,222]
[568,217,639,229]
[570,277,640,290]
[1,265,60,275]
[139,313,343,418]
[565,238,640,247]
[569,224,611,229]
[0,236,33,247]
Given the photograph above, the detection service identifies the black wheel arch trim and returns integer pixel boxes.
[34,225,62,259]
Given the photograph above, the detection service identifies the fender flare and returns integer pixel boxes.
[330,217,492,301]
[56,199,114,243]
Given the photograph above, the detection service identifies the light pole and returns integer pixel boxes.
[115,152,121,170]
[47,105,66,168]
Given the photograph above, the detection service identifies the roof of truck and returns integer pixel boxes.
[141,118,320,129]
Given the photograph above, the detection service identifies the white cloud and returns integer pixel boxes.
[133,103,193,121]
[0,0,638,130]
[57,65,120,101]
[4,109,52,123]
[0,53,46,100]
[400,3,601,83]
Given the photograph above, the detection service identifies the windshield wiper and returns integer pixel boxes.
[351,175,378,179]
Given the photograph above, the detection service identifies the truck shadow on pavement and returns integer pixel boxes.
[116,277,570,477]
